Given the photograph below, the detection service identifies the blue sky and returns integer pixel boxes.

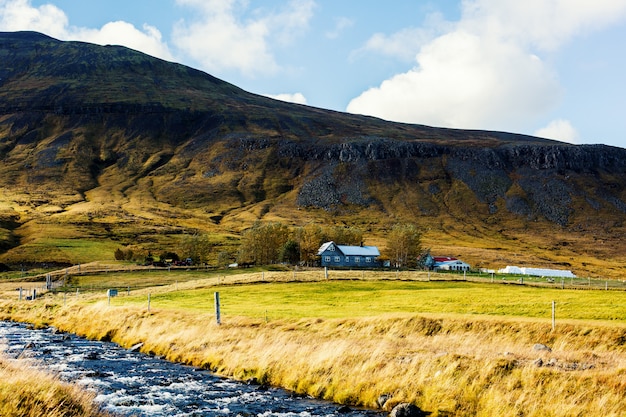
[2,0,626,148]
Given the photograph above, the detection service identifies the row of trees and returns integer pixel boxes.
[237,221,422,268]
[115,222,422,268]
[237,222,365,266]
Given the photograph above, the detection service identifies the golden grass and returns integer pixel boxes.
[1,272,626,416]
[0,355,111,417]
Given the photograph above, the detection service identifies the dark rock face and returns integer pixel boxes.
[294,140,626,225]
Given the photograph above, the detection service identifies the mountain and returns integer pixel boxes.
[1,31,625,277]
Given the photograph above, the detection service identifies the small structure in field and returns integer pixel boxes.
[422,254,471,271]
[433,256,471,272]
[497,265,576,278]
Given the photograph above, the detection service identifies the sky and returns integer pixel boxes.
[1,0,626,148]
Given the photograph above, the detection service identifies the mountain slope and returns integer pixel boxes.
[1,31,625,278]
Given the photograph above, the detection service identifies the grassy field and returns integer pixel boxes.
[1,270,626,416]
[109,279,626,322]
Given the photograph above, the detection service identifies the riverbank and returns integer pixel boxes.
[0,354,111,417]
[1,291,626,417]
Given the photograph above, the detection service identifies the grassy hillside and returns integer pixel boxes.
[0,32,626,279]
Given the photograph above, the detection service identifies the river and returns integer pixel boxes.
[0,321,384,417]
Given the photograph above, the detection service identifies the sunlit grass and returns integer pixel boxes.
[0,356,111,417]
[112,279,626,322]
[2,271,626,416]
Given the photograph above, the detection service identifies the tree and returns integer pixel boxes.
[114,248,125,261]
[238,221,290,265]
[159,251,180,263]
[217,251,233,268]
[295,224,324,266]
[386,223,422,268]
[279,239,300,265]
[179,233,213,265]
[114,247,134,261]
[323,226,363,246]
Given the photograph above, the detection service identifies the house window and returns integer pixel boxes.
[334,256,341,263]
[366,257,371,263]
[328,245,335,251]
[355,257,360,263]
[345,257,350,263]
[324,256,331,263]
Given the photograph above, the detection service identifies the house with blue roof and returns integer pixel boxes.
[317,241,381,268]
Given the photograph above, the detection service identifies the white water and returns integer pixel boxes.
[0,321,382,417]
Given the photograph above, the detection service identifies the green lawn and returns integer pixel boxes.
[109,280,626,322]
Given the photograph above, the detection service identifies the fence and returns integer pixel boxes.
[12,264,626,300]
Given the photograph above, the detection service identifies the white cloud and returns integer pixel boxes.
[0,0,67,37]
[0,0,173,60]
[357,27,433,62]
[356,13,449,62]
[72,21,173,60]
[263,92,307,105]
[172,0,315,77]
[534,119,579,143]
[348,0,626,132]
[326,17,353,39]
[349,30,561,131]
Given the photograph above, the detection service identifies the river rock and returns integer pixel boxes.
[389,403,429,417]
[129,342,144,352]
[377,393,391,409]
[84,351,99,360]
[533,343,552,352]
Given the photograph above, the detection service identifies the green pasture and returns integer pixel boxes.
[106,279,626,323]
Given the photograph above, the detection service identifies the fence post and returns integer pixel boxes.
[551,301,556,331]
[214,292,221,325]
[147,293,151,313]
[325,267,328,280]
[18,287,22,301]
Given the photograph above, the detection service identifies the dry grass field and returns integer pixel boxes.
[1,270,626,416]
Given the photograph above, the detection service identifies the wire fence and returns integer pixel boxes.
[11,264,626,297]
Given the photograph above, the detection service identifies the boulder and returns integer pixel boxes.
[377,393,391,409]
[532,343,552,352]
[389,403,429,417]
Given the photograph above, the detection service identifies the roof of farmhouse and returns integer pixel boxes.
[317,241,380,257]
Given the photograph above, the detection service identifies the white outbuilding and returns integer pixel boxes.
[498,266,576,278]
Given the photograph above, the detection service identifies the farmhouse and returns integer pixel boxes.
[317,241,381,268]
[422,254,471,271]
[433,256,471,272]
